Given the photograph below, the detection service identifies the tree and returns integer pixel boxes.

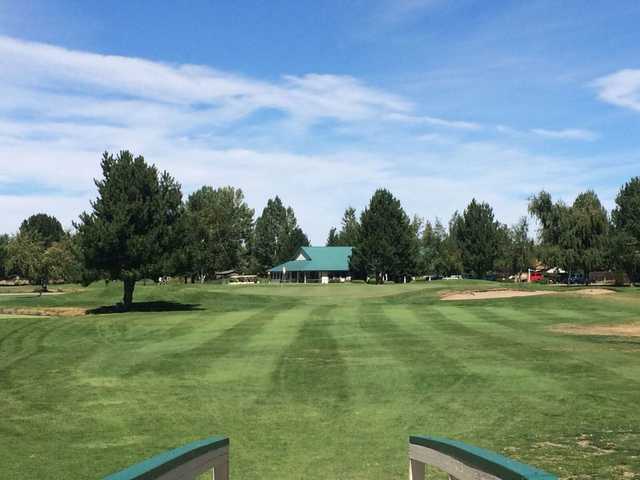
[327,207,361,247]
[571,191,608,280]
[493,222,513,276]
[418,219,449,276]
[0,234,9,278]
[611,177,640,283]
[183,186,254,281]
[5,232,78,290]
[5,232,45,285]
[529,190,608,281]
[453,199,499,277]
[442,213,464,275]
[351,189,416,283]
[509,217,535,275]
[19,213,64,248]
[253,196,309,273]
[76,151,183,309]
[326,227,339,246]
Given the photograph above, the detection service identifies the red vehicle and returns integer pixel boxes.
[529,271,544,282]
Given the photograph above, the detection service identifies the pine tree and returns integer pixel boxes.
[76,151,183,309]
[612,177,640,283]
[253,196,309,272]
[453,199,499,277]
[352,189,416,283]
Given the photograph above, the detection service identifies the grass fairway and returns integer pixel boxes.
[1,281,639,479]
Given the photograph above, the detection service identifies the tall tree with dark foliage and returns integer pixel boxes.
[352,189,416,283]
[452,199,499,277]
[612,177,640,283]
[253,196,309,273]
[76,151,183,309]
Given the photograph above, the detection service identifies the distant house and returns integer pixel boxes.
[270,246,353,284]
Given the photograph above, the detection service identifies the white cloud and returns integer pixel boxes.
[388,112,481,130]
[593,69,640,112]
[0,35,411,124]
[530,128,598,141]
[0,35,628,243]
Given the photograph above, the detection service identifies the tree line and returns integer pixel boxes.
[1,150,639,306]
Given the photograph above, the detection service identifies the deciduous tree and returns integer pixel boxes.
[19,213,64,248]
[183,186,254,281]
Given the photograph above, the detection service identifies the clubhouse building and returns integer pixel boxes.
[269,246,353,284]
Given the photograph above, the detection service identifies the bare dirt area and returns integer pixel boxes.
[571,288,616,296]
[550,322,640,338]
[441,289,554,301]
[0,291,69,297]
[0,307,88,317]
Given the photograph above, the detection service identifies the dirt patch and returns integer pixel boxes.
[441,289,554,301]
[0,291,69,297]
[0,307,88,317]
[550,322,640,337]
[571,288,616,296]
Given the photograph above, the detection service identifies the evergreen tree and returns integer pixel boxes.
[611,177,640,283]
[326,207,360,247]
[326,227,339,246]
[453,199,499,277]
[253,196,309,272]
[351,189,416,283]
[0,234,9,278]
[76,151,183,308]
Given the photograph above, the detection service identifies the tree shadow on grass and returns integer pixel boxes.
[87,301,203,315]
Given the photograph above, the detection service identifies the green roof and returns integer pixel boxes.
[270,246,353,273]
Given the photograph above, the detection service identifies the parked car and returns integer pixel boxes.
[424,275,443,281]
[529,271,544,282]
[443,274,463,280]
[568,273,585,285]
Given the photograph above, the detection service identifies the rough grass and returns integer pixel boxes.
[0,281,639,479]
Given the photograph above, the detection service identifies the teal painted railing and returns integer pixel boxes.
[103,436,229,480]
[409,436,557,480]
[102,434,558,479]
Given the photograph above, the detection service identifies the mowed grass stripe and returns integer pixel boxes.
[243,303,355,479]
[124,302,296,378]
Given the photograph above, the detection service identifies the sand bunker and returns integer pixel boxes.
[550,323,640,337]
[0,307,87,317]
[441,289,554,301]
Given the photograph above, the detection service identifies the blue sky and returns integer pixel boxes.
[1,0,639,243]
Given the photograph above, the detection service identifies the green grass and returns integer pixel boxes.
[1,281,639,479]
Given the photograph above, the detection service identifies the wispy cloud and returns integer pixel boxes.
[0,35,411,124]
[530,128,598,141]
[0,35,624,241]
[593,69,640,112]
[372,0,446,25]
[388,112,482,130]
